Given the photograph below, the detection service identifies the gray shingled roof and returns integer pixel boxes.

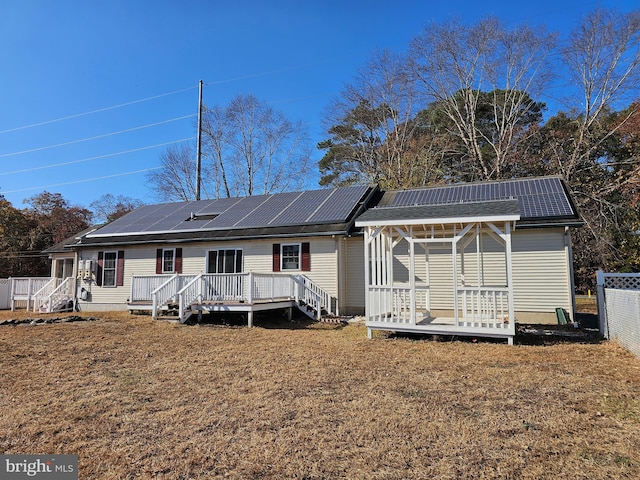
[356,199,520,224]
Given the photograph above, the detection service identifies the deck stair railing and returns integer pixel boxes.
[291,274,335,318]
[151,274,198,318]
[32,277,75,313]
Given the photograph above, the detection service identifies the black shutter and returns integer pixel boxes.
[156,249,163,274]
[301,242,310,271]
[96,252,103,286]
[116,251,125,286]
[272,244,281,272]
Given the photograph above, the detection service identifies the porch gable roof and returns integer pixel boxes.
[355,199,521,227]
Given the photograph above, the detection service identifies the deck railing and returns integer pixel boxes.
[130,274,175,303]
[131,272,335,322]
[366,284,510,331]
[11,277,55,310]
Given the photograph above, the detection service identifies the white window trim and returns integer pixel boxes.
[281,243,301,271]
[162,248,176,274]
[206,248,244,274]
[102,250,118,288]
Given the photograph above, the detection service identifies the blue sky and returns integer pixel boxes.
[0,0,636,211]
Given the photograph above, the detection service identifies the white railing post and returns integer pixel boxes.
[247,272,253,303]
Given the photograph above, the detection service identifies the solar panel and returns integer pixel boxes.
[308,185,369,223]
[390,177,574,219]
[88,185,372,237]
[207,194,271,228]
[235,191,303,227]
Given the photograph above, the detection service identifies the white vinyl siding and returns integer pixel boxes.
[341,236,365,315]
[512,228,571,314]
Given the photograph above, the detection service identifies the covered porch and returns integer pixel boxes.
[356,200,520,344]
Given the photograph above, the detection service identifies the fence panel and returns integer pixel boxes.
[605,289,640,358]
[0,279,10,310]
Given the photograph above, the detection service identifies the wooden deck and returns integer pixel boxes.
[366,314,514,344]
[128,297,314,326]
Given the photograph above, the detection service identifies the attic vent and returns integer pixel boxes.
[187,212,219,221]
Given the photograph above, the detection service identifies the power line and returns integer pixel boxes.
[0,64,329,135]
[0,115,196,158]
[1,167,164,194]
[0,137,196,175]
[0,85,198,135]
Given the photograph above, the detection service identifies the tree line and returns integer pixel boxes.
[317,9,640,291]
[0,192,142,278]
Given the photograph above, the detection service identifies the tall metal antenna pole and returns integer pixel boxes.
[195,80,203,201]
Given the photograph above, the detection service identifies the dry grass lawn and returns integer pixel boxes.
[1,310,640,479]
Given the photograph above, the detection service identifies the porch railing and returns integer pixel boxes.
[366,285,429,325]
[458,286,510,329]
[366,284,511,331]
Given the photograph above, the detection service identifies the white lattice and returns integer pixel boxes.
[603,273,640,290]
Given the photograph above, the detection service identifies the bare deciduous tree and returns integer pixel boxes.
[409,17,556,180]
[560,8,640,181]
[319,50,428,188]
[147,144,212,202]
[90,194,144,224]
[202,94,312,197]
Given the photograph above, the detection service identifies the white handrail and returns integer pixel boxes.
[47,277,75,313]
[177,274,204,320]
[32,278,59,312]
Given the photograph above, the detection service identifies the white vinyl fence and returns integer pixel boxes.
[597,271,640,357]
[0,279,10,310]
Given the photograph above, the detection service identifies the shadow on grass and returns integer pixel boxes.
[385,320,603,346]
[191,310,341,331]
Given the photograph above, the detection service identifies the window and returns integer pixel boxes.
[97,250,125,287]
[281,244,300,270]
[102,251,117,287]
[207,249,243,274]
[272,242,310,272]
[162,249,175,273]
[156,248,182,274]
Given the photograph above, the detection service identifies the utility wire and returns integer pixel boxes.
[1,167,164,194]
[0,85,198,135]
[0,115,195,158]
[0,64,325,135]
[0,137,196,175]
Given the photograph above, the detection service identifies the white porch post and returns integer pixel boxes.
[452,226,459,327]
[409,227,416,325]
[505,221,515,341]
[363,227,371,324]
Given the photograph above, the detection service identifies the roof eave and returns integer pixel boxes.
[356,213,521,228]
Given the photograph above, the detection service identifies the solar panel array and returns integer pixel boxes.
[390,177,575,219]
[89,185,370,237]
